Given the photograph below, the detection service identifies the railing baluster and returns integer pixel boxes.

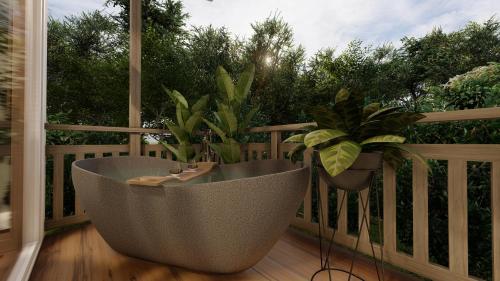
[448,159,468,276]
[319,179,328,229]
[303,149,313,223]
[413,159,429,263]
[271,131,281,160]
[337,190,347,234]
[52,153,64,221]
[383,162,397,254]
[75,153,84,216]
[492,161,500,281]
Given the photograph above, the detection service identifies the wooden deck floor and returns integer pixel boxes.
[0,250,18,281]
[30,224,419,281]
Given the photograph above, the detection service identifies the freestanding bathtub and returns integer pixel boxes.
[72,157,309,273]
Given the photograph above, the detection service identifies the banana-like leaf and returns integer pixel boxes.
[360,135,406,145]
[288,144,307,163]
[184,111,202,134]
[160,141,188,163]
[191,95,209,113]
[363,103,380,119]
[176,103,186,128]
[388,143,429,170]
[209,140,240,164]
[319,141,361,177]
[203,118,227,143]
[165,122,188,143]
[335,88,350,103]
[304,129,347,148]
[219,107,238,136]
[216,66,235,102]
[366,106,402,121]
[283,133,305,143]
[163,86,188,109]
[239,107,258,133]
[235,64,255,102]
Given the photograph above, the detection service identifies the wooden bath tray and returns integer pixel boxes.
[127,162,217,187]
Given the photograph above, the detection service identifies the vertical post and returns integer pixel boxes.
[337,190,347,234]
[52,153,64,221]
[448,159,468,276]
[271,131,281,159]
[492,161,500,281]
[303,148,313,223]
[129,0,141,156]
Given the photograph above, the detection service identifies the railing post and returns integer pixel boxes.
[271,131,281,159]
[413,159,429,263]
[383,162,397,254]
[129,0,141,156]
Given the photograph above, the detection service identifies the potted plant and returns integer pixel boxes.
[203,64,258,164]
[284,88,427,190]
[160,87,209,171]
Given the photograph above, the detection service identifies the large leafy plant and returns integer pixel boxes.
[203,65,258,164]
[284,88,427,177]
[160,88,209,163]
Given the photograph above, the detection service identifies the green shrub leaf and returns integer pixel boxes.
[304,129,347,148]
[360,135,406,145]
[191,95,209,112]
[216,66,235,102]
[283,133,306,143]
[319,141,361,177]
[235,64,255,102]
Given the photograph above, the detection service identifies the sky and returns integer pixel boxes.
[48,0,500,57]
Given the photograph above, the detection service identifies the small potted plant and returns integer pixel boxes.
[160,87,209,173]
[284,88,427,190]
[203,64,259,164]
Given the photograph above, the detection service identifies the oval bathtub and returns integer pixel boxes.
[72,157,310,273]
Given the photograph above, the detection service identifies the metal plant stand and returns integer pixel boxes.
[310,169,385,281]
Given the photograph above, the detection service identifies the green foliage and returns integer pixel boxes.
[284,89,426,177]
[203,65,257,163]
[160,87,208,162]
[443,63,500,109]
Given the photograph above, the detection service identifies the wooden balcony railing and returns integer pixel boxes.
[44,107,500,281]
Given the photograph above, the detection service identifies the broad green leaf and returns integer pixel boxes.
[176,103,185,128]
[366,106,402,121]
[360,135,406,145]
[307,106,345,130]
[363,103,380,119]
[219,107,238,136]
[203,118,227,143]
[283,133,305,143]
[209,140,241,164]
[163,86,188,109]
[304,129,347,148]
[235,64,255,102]
[165,122,188,144]
[160,142,188,163]
[319,141,361,177]
[216,66,235,101]
[178,144,195,162]
[191,95,209,112]
[239,107,258,133]
[184,111,202,134]
[335,88,350,103]
[288,144,307,163]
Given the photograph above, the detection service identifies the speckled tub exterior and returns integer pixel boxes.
[72,157,310,273]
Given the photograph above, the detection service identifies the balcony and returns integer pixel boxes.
[18,107,496,281]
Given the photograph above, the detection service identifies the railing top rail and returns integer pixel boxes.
[45,107,499,134]
[248,107,500,133]
[44,124,169,134]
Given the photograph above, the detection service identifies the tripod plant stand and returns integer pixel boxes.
[310,156,385,281]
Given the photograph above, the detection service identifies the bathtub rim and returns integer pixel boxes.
[72,156,309,190]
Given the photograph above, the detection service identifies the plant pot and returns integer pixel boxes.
[315,151,383,191]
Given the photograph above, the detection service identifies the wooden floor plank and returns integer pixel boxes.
[0,250,19,281]
[29,224,418,281]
